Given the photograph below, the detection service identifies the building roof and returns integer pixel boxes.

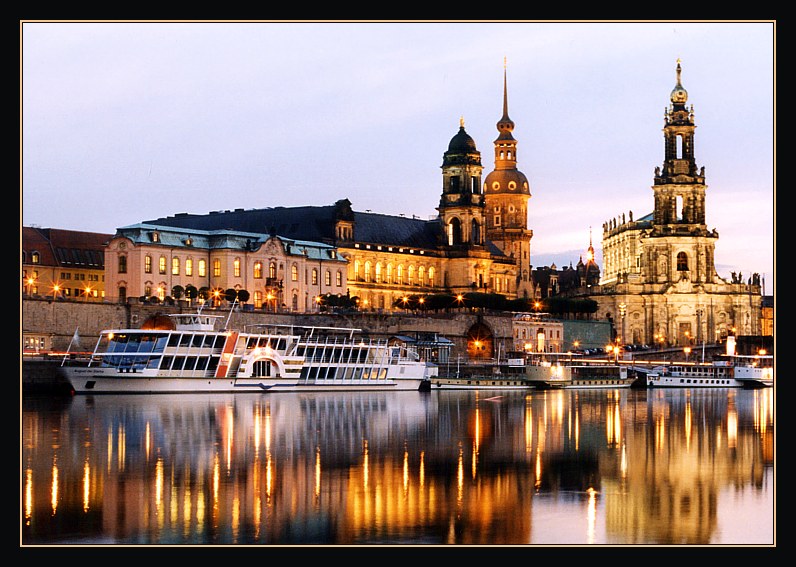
[142,203,501,255]
[22,227,112,269]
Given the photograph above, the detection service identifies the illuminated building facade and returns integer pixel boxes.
[112,71,533,312]
[103,225,347,310]
[591,62,763,346]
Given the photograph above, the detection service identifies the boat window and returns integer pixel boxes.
[184,357,198,370]
[247,337,257,349]
[203,335,216,348]
[172,356,186,370]
[326,367,337,380]
[160,355,173,370]
[213,336,226,349]
[147,357,160,369]
[196,357,210,371]
[139,335,158,352]
[125,334,142,352]
[192,335,205,347]
[168,334,180,348]
[179,334,192,347]
[207,356,220,373]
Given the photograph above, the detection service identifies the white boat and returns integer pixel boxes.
[63,313,434,394]
[523,353,635,389]
[645,354,773,388]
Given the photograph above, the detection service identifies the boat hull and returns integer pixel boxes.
[432,376,534,390]
[64,367,428,394]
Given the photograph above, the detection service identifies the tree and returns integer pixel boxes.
[237,289,250,303]
[185,285,198,302]
[171,285,184,300]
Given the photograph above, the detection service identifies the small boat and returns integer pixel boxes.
[62,313,434,394]
[523,353,634,389]
[432,358,534,390]
[646,354,773,389]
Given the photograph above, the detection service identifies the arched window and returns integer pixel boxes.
[325,270,331,286]
[418,266,425,286]
[336,270,342,287]
[408,265,414,286]
[448,218,462,245]
[677,252,688,271]
[428,267,435,287]
[312,268,318,285]
[144,256,152,274]
[254,261,262,278]
[365,261,372,282]
[397,265,404,285]
[269,262,277,279]
[471,219,480,244]
[291,264,298,282]
[232,258,239,277]
[159,256,167,274]
[354,260,361,281]
[386,264,393,284]
[375,262,382,283]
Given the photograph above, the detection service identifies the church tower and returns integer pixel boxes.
[438,118,486,248]
[646,59,719,285]
[483,60,533,296]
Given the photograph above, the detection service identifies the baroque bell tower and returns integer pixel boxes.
[646,59,719,285]
[484,60,533,296]
[438,118,486,248]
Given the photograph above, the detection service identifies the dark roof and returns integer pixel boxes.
[144,205,447,251]
[22,227,112,268]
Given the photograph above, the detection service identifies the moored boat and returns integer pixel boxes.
[523,353,634,389]
[62,313,434,394]
[646,354,773,388]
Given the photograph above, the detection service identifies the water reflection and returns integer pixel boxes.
[21,388,774,546]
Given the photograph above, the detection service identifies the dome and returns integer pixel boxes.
[670,60,688,105]
[447,125,477,153]
[484,169,530,195]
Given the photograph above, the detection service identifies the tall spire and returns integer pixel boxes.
[497,57,515,135]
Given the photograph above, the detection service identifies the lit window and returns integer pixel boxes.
[159,256,166,274]
[254,262,263,278]
[172,257,180,275]
[375,263,382,283]
[336,270,342,286]
[365,261,372,282]
[145,256,152,274]
[234,259,241,277]
[186,258,193,276]
[428,267,435,287]
[269,262,277,279]
[213,259,221,277]
[198,260,207,277]
[325,270,331,286]
[312,268,318,285]
[291,264,298,282]
[31,252,40,264]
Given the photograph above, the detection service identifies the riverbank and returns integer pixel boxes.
[21,358,78,396]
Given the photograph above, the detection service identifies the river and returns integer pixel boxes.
[21,387,774,546]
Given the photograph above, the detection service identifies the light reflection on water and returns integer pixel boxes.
[21,388,774,546]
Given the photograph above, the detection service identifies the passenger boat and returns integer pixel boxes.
[646,354,773,389]
[523,353,634,389]
[62,313,434,394]
[432,358,535,390]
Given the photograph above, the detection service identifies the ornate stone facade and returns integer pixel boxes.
[590,62,762,347]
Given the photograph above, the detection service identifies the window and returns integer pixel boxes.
[312,268,318,285]
[159,256,166,274]
[408,266,414,286]
[324,269,332,286]
[172,257,180,275]
[336,270,342,287]
[145,255,152,273]
[386,264,393,284]
[186,258,193,276]
[31,252,40,264]
[254,261,263,279]
[198,260,207,277]
[354,260,361,281]
[291,264,298,282]
[677,252,688,271]
[418,266,425,286]
[375,263,382,283]
[397,265,403,285]
[213,259,221,277]
[428,267,435,287]
[234,259,241,277]
[269,262,277,279]
[118,256,127,274]
[365,261,372,282]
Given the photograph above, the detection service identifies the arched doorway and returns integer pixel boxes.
[466,322,494,360]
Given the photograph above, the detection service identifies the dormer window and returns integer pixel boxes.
[151,232,160,243]
[185,237,193,246]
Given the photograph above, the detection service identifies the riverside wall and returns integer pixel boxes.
[21,297,612,393]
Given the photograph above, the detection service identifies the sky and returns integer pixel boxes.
[21,21,775,288]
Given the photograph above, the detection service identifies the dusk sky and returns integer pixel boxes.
[21,21,775,288]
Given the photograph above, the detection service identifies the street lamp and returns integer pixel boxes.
[619,303,626,346]
[684,346,691,363]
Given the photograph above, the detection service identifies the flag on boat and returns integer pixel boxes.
[71,328,81,350]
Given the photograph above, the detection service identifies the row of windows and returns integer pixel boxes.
[122,255,345,286]
[353,262,436,286]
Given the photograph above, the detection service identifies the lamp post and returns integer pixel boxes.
[619,303,626,346]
